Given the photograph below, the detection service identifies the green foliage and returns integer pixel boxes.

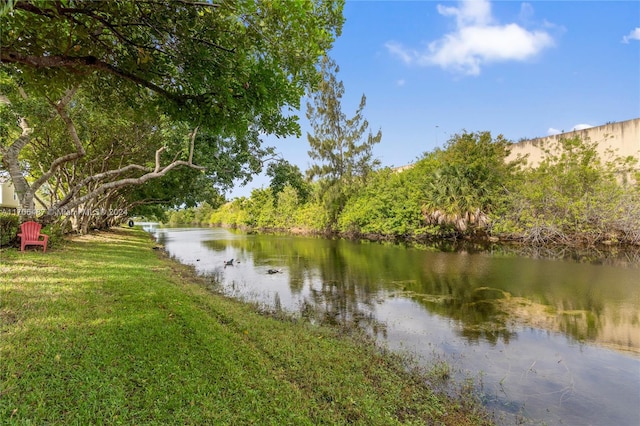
[166,202,221,227]
[166,208,197,226]
[0,0,344,229]
[422,131,519,234]
[292,192,331,231]
[209,198,251,228]
[201,132,639,246]
[338,166,428,238]
[267,159,310,205]
[0,212,19,247]
[230,185,317,230]
[243,188,277,228]
[2,0,344,135]
[193,202,215,226]
[40,221,68,248]
[306,55,381,228]
[274,185,305,229]
[492,135,640,245]
[127,169,225,215]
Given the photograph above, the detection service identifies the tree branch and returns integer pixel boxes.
[1,51,182,103]
[191,37,236,54]
[56,164,149,210]
[154,147,166,173]
[61,160,204,212]
[189,127,199,164]
[54,129,205,212]
[30,88,86,195]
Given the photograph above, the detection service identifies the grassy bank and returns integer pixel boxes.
[0,227,490,425]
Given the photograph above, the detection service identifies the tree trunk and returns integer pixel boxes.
[0,121,37,221]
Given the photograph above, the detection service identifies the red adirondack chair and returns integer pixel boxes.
[18,221,49,253]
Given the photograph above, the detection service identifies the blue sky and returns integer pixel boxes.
[229,0,640,198]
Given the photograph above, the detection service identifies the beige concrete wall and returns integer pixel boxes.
[508,118,640,167]
[0,182,20,209]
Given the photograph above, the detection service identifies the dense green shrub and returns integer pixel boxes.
[491,136,640,245]
[273,186,305,229]
[338,167,426,238]
[421,131,521,235]
[40,222,68,248]
[243,188,277,228]
[193,133,639,246]
[293,195,330,232]
[209,198,250,228]
[166,208,196,225]
[0,213,19,248]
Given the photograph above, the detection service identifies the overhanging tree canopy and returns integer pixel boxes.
[2,0,343,133]
[0,0,344,226]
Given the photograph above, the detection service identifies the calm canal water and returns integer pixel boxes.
[153,227,640,426]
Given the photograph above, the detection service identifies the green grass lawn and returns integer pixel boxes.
[0,227,491,425]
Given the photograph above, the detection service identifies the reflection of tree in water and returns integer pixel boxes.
[203,235,387,335]
[291,241,387,338]
[155,231,168,246]
[203,235,538,345]
[203,238,253,264]
[554,287,604,342]
[289,243,520,344]
[202,239,229,252]
[490,243,640,267]
[196,230,636,350]
[409,266,517,346]
[442,287,515,345]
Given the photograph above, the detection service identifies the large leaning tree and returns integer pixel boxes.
[0,0,344,228]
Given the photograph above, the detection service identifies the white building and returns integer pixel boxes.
[507,118,640,167]
[0,181,20,210]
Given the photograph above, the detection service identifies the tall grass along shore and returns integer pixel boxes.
[0,228,491,425]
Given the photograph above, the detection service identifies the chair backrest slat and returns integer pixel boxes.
[21,221,42,240]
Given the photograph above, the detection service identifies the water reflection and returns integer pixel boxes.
[204,232,640,353]
[154,227,640,426]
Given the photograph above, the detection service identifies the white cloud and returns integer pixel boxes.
[437,0,493,27]
[547,123,594,135]
[423,24,554,75]
[386,0,554,76]
[385,41,413,64]
[519,3,534,22]
[622,27,640,43]
[396,79,406,87]
[572,123,593,131]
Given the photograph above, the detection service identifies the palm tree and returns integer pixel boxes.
[422,165,490,234]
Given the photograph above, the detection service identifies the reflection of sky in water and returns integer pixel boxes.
[377,298,639,425]
[154,227,640,426]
